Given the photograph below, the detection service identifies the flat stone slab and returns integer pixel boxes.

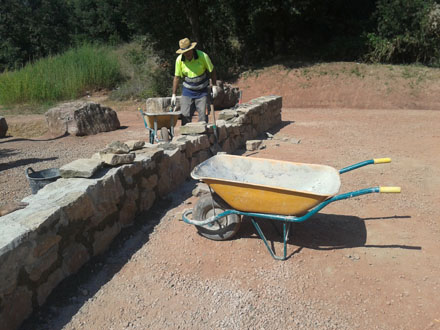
[101,153,135,166]
[60,159,103,178]
[246,140,264,151]
[179,122,207,135]
[100,141,130,154]
[125,140,145,151]
[218,110,238,121]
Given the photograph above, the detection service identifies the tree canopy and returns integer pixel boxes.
[1,0,440,74]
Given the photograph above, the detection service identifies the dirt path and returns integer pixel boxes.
[19,105,440,330]
[2,62,440,329]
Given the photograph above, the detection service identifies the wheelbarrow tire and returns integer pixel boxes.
[161,127,170,142]
[193,194,241,241]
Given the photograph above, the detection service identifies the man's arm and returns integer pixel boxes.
[172,76,180,95]
[210,68,217,86]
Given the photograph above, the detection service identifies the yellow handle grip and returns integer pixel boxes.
[379,187,401,193]
[374,158,391,164]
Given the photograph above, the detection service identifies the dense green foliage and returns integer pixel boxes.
[366,0,440,64]
[110,40,172,100]
[1,0,440,104]
[0,44,121,105]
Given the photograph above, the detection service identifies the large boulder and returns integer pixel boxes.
[0,116,8,138]
[213,81,241,109]
[45,102,120,136]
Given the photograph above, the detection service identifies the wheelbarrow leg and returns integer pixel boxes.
[154,119,158,143]
[170,116,175,138]
[251,218,291,261]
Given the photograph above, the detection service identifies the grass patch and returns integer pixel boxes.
[0,44,122,106]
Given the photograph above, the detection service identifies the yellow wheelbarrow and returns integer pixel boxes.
[139,106,181,143]
[182,154,401,260]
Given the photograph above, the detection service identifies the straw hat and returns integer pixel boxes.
[176,38,197,54]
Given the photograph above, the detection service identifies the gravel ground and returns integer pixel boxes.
[0,111,147,209]
[20,182,366,330]
[13,106,440,330]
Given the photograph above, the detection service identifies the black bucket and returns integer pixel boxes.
[25,167,61,194]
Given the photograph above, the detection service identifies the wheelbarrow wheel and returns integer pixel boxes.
[193,194,241,241]
[161,127,170,142]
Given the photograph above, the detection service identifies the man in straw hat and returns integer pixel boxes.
[171,37,220,125]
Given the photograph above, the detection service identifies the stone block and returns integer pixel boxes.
[0,239,33,297]
[62,243,90,275]
[0,286,33,330]
[218,110,238,121]
[125,140,145,151]
[141,174,158,189]
[139,190,156,213]
[33,235,61,258]
[246,140,264,151]
[119,187,138,227]
[25,243,59,281]
[37,268,64,305]
[190,150,212,170]
[157,149,190,197]
[101,153,135,166]
[212,81,240,109]
[60,158,103,178]
[93,223,121,256]
[100,140,130,154]
[179,122,207,135]
[119,163,143,186]
[0,116,8,138]
[221,138,233,154]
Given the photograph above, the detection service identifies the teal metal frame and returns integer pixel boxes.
[139,108,177,144]
[182,159,394,261]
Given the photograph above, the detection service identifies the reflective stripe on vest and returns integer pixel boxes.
[183,72,209,91]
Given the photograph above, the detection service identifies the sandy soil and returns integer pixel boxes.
[2,62,440,329]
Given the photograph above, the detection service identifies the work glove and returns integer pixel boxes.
[171,94,176,106]
[211,86,221,99]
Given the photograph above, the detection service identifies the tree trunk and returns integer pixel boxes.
[183,0,202,47]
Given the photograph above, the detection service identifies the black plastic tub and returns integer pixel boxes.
[25,167,61,194]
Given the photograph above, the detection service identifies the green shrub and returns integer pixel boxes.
[0,44,122,106]
[110,40,172,100]
[366,0,440,65]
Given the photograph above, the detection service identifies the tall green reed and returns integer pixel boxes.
[0,44,121,106]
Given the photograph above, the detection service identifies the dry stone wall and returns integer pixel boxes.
[0,95,282,330]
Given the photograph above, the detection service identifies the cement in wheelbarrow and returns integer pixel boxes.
[191,154,341,216]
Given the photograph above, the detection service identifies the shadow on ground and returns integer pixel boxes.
[19,179,197,330]
[236,213,420,260]
[0,157,58,171]
[0,133,67,144]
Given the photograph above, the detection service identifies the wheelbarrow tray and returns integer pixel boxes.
[142,111,181,129]
[191,155,341,215]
